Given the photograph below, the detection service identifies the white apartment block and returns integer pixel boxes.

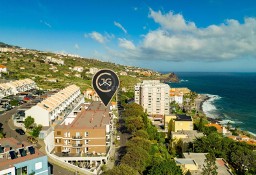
[135,80,170,115]
[0,79,37,99]
[25,85,83,127]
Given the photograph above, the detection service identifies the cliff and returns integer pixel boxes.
[159,72,179,83]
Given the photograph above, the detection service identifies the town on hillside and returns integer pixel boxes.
[0,45,256,175]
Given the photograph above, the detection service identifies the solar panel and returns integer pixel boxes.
[0,146,4,153]
[19,148,27,157]
[28,146,35,155]
[9,151,18,159]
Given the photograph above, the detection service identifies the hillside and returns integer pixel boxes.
[0,42,175,92]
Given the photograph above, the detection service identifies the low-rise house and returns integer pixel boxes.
[0,137,49,175]
[119,71,128,76]
[175,153,233,175]
[88,67,99,74]
[73,66,84,73]
[206,123,230,136]
[0,64,7,73]
[171,130,204,143]
[0,79,37,99]
[166,114,193,132]
[45,78,57,83]
[170,89,184,105]
[84,89,100,101]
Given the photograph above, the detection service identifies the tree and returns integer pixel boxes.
[103,164,139,175]
[32,124,42,137]
[122,103,144,118]
[198,117,203,132]
[127,137,152,153]
[202,153,218,175]
[121,146,150,174]
[24,116,34,129]
[167,119,173,139]
[148,160,182,175]
[125,116,144,133]
[133,130,149,139]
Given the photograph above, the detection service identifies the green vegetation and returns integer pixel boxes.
[202,152,218,175]
[192,131,256,174]
[104,103,182,175]
[32,124,42,137]
[24,116,35,129]
[0,48,165,91]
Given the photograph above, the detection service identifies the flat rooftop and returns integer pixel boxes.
[176,114,192,121]
[56,101,110,129]
[0,137,46,170]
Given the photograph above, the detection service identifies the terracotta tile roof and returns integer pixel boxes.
[206,123,223,133]
[0,138,46,170]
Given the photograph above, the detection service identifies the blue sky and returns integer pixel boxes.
[0,0,256,72]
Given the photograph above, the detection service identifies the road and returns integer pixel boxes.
[0,101,76,175]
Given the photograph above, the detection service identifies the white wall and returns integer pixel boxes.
[25,106,50,126]
[0,167,15,175]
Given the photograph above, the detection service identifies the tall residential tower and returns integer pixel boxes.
[135,80,170,115]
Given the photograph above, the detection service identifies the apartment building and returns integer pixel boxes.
[0,79,37,99]
[135,80,170,115]
[54,101,112,156]
[0,137,48,175]
[25,85,83,126]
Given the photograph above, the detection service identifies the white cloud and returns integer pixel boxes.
[40,20,52,28]
[110,9,256,62]
[114,21,127,34]
[118,38,136,50]
[85,32,106,43]
[149,8,196,32]
[84,32,114,44]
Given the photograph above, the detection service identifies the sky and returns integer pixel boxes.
[0,0,256,72]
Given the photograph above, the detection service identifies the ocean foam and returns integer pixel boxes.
[202,94,221,118]
[180,79,189,82]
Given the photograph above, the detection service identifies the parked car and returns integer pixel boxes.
[15,129,25,135]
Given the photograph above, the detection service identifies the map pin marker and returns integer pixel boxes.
[92,69,120,106]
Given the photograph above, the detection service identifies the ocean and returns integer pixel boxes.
[166,72,256,134]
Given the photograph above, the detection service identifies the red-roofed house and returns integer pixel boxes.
[0,64,7,73]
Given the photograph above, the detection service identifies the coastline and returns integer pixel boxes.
[198,93,256,139]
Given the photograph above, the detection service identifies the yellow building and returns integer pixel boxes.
[172,114,193,132]
[164,114,177,129]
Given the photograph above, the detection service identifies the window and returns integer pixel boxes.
[85,140,89,144]
[84,132,89,137]
[57,131,61,135]
[35,162,42,170]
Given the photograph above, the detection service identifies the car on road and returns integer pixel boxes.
[15,129,25,135]
[117,136,120,140]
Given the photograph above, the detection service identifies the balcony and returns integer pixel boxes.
[72,136,83,140]
[72,143,83,147]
